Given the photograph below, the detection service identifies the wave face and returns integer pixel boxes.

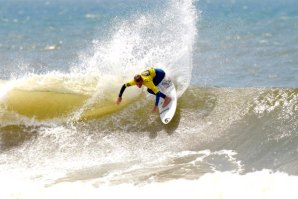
[1,87,297,171]
[0,86,298,198]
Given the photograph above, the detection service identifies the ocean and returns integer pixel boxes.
[0,0,297,198]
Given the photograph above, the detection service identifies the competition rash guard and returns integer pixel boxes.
[118,68,166,106]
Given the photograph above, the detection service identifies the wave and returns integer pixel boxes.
[0,74,141,122]
[1,84,297,198]
[72,0,198,97]
[1,84,297,175]
[1,77,297,127]
[0,0,198,123]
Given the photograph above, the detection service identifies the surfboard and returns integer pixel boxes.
[157,77,177,124]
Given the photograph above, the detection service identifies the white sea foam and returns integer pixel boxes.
[1,171,297,199]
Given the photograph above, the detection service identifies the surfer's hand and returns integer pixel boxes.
[116,97,122,105]
[152,105,158,113]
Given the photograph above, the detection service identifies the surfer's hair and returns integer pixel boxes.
[134,75,143,83]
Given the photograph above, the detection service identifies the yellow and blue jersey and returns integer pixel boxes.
[124,68,159,94]
[118,68,166,106]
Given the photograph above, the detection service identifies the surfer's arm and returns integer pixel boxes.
[117,80,136,104]
[118,84,126,98]
[118,80,136,98]
[116,84,127,105]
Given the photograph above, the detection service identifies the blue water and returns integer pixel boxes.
[0,0,161,76]
[195,0,298,87]
[1,0,297,87]
[0,0,296,86]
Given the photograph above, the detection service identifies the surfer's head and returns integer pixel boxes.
[134,74,143,88]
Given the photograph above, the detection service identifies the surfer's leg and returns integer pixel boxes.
[153,68,165,86]
[147,88,155,95]
[162,96,171,107]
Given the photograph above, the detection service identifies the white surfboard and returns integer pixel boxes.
[157,77,177,124]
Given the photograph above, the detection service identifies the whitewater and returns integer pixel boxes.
[0,0,298,198]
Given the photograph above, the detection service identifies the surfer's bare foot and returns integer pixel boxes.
[152,105,158,113]
[162,96,171,108]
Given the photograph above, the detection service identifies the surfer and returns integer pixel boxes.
[116,68,171,112]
